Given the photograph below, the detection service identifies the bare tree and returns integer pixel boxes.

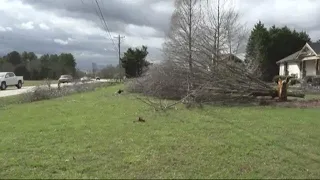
[195,0,248,66]
[163,0,203,93]
[126,0,304,110]
[224,9,248,54]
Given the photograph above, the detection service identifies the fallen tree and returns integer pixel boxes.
[125,0,305,110]
[126,60,305,111]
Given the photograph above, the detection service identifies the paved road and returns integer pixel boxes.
[0,79,112,98]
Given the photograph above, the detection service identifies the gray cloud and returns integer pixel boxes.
[21,0,173,34]
[1,0,320,71]
[0,0,169,70]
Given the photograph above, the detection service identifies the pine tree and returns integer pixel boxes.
[244,21,270,80]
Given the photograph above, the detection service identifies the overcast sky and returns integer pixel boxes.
[0,0,319,70]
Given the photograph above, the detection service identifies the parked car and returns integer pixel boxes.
[0,72,24,90]
[80,76,90,83]
[58,75,73,84]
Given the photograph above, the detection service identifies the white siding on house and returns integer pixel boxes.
[305,60,316,76]
[279,64,285,76]
[279,62,301,78]
[288,62,300,79]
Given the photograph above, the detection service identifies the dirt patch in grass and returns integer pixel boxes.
[272,99,320,108]
[256,98,320,108]
[205,95,320,108]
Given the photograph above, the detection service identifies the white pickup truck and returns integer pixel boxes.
[0,72,24,90]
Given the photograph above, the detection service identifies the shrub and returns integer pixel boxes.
[304,76,313,84]
[272,75,299,85]
[20,82,113,103]
[311,76,320,86]
[301,76,320,86]
[289,78,300,86]
[272,75,286,84]
[125,61,189,100]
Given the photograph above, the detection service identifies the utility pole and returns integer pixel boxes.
[114,34,125,81]
[92,62,97,77]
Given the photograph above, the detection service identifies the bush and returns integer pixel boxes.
[20,82,114,103]
[272,75,286,84]
[311,76,320,86]
[301,76,320,86]
[304,76,313,84]
[289,78,300,86]
[272,75,300,85]
[125,61,189,100]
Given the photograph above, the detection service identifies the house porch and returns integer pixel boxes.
[300,57,320,78]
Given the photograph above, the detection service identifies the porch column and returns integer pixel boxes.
[302,61,306,78]
[316,59,320,75]
[284,62,288,76]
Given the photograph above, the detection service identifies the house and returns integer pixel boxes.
[221,53,245,64]
[207,53,244,71]
[276,42,320,79]
[206,53,245,71]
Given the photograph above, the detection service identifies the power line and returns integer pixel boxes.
[94,0,118,51]
[80,0,116,51]
[90,0,105,32]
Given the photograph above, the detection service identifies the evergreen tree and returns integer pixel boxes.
[245,21,311,81]
[245,21,270,80]
[121,46,149,78]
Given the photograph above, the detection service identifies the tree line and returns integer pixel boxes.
[0,51,77,80]
[0,46,150,81]
[0,22,311,83]
[245,21,311,81]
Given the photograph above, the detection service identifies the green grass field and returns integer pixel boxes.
[0,85,320,179]
[23,80,45,86]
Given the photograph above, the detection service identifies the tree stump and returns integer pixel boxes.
[277,77,289,101]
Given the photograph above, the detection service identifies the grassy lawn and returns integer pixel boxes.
[0,85,320,178]
[0,95,21,106]
[23,80,45,86]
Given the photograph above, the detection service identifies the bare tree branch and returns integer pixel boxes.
[125,0,301,111]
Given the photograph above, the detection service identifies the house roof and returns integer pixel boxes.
[234,53,245,62]
[276,42,320,64]
[276,50,301,64]
[308,42,320,54]
[220,53,245,64]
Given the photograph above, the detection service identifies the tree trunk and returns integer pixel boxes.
[248,77,304,99]
[250,91,304,98]
[277,78,288,101]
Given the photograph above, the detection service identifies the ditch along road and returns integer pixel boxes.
[0,79,111,98]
